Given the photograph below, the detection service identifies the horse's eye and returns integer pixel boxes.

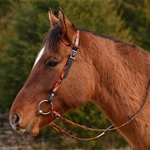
[46,60,58,68]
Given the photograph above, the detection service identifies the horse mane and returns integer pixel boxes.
[44,25,135,53]
[79,28,135,47]
[43,24,61,52]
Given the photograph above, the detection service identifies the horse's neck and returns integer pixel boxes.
[79,31,150,149]
[83,33,150,126]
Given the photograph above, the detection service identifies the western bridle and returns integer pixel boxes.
[38,30,150,141]
[38,30,80,115]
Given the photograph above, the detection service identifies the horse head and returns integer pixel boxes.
[9,8,95,136]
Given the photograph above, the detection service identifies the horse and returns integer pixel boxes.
[9,8,150,150]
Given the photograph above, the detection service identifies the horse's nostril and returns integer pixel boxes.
[11,113,20,126]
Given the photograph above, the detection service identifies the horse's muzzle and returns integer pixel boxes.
[10,113,26,134]
[10,113,38,135]
[11,113,20,127]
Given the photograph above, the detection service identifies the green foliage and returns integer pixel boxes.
[118,0,150,50]
[0,0,59,109]
[0,0,150,149]
[0,0,14,109]
[59,0,133,43]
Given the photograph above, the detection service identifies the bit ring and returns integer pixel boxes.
[38,100,53,115]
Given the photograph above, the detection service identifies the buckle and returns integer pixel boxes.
[70,50,77,60]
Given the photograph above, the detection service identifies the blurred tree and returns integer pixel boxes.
[118,0,150,50]
[59,0,133,43]
[0,0,14,109]
[0,0,59,109]
[0,0,12,37]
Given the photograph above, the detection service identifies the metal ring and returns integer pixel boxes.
[38,100,53,115]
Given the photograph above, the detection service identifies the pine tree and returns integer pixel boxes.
[0,0,14,109]
[118,0,150,50]
[59,0,133,43]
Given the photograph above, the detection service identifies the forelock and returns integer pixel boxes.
[43,24,61,52]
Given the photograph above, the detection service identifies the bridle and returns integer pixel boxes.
[37,30,150,141]
[38,30,80,115]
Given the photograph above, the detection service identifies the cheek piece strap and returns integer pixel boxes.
[48,30,80,103]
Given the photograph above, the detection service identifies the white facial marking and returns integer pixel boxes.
[33,47,45,67]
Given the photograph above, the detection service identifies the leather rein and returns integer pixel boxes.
[38,30,150,141]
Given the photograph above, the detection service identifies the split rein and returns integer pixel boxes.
[38,30,150,141]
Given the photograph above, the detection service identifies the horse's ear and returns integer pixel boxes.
[58,7,77,42]
[48,8,59,28]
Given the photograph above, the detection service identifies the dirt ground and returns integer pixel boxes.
[0,112,35,150]
[0,112,130,150]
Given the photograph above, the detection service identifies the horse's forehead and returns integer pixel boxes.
[33,47,45,67]
[33,45,60,68]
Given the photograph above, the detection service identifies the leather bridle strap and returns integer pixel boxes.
[49,122,113,141]
[48,30,80,103]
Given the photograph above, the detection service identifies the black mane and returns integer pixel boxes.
[79,27,135,47]
[43,25,134,52]
[43,24,61,52]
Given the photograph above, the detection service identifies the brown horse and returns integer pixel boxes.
[9,8,150,150]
